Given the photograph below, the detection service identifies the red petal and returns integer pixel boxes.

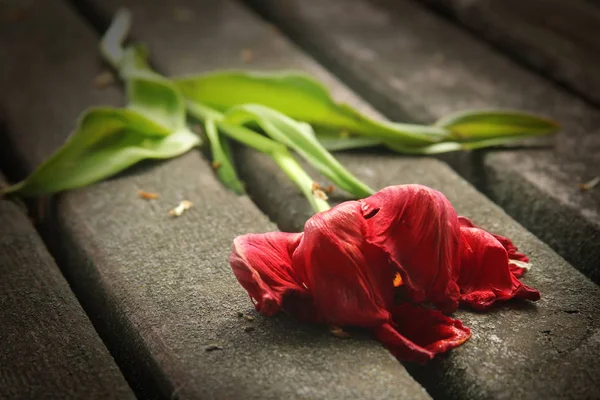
[458,217,529,266]
[293,201,394,328]
[361,185,461,313]
[458,226,540,310]
[374,303,471,364]
[230,232,308,316]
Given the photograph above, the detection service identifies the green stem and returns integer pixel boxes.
[271,150,331,214]
[186,100,331,213]
[310,143,374,198]
[99,8,131,70]
[186,101,284,154]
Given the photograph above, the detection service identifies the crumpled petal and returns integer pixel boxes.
[361,185,461,313]
[458,216,530,278]
[458,226,540,310]
[293,201,394,328]
[374,303,471,364]
[230,232,308,316]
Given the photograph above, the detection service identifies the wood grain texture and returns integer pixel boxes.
[76,0,600,398]
[247,0,600,285]
[0,176,133,399]
[418,0,600,106]
[0,1,429,399]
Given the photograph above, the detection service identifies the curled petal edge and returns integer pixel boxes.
[374,303,471,365]
[458,226,540,310]
[230,232,307,316]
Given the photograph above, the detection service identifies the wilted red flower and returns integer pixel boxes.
[230,184,540,363]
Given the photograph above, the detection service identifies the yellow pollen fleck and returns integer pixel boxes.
[393,272,403,287]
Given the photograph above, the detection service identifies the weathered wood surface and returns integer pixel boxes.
[0,175,134,399]
[418,0,600,106]
[0,1,429,399]
[81,0,600,398]
[248,0,600,285]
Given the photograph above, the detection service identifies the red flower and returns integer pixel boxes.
[230,184,540,363]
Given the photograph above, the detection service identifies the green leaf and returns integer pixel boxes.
[313,127,382,151]
[3,108,200,197]
[100,9,188,132]
[435,109,560,141]
[204,118,246,194]
[222,104,374,198]
[175,70,449,145]
[384,134,546,155]
[120,45,187,131]
[318,137,382,151]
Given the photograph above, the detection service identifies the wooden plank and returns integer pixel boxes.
[0,175,134,399]
[247,0,600,286]
[418,0,600,106]
[0,1,429,399]
[78,0,600,399]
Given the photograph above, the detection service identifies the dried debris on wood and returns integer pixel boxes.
[168,200,193,217]
[329,326,351,338]
[137,189,160,200]
[93,71,116,89]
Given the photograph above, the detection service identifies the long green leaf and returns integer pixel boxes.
[204,118,246,194]
[175,70,448,145]
[385,134,547,155]
[435,109,560,141]
[3,108,200,197]
[222,104,374,198]
[313,127,382,151]
[318,136,382,151]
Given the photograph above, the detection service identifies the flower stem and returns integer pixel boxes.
[270,150,331,214]
[99,8,131,70]
[186,101,331,213]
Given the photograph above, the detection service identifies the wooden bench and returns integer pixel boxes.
[0,175,133,399]
[1,0,599,399]
[0,1,425,399]
[249,0,600,285]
